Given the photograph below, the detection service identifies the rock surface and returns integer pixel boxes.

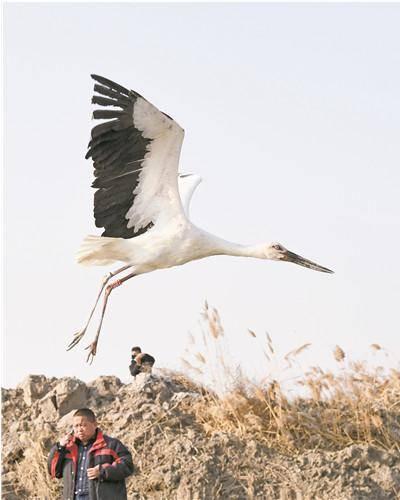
[2,372,400,499]
[17,374,55,406]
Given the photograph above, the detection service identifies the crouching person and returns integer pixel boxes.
[48,408,133,500]
[129,346,155,378]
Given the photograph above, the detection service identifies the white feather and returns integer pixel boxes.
[125,97,185,232]
[178,174,202,218]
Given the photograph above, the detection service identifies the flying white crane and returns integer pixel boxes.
[68,74,333,363]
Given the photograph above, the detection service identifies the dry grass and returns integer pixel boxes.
[183,303,400,453]
[13,439,62,499]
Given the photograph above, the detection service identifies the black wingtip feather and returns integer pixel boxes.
[87,74,156,240]
[91,120,120,139]
[92,109,125,120]
[92,95,127,108]
[91,74,131,96]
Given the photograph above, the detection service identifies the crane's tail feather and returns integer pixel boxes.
[77,235,125,266]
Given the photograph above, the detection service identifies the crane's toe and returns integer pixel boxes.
[85,341,98,364]
[66,330,87,351]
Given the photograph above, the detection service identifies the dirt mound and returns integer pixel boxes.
[2,372,400,499]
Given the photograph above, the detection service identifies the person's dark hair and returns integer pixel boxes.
[131,346,142,353]
[74,408,96,422]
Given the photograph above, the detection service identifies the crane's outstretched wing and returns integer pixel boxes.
[87,74,186,239]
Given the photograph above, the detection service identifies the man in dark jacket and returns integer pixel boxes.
[129,346,155,378]
[48,408,133,500]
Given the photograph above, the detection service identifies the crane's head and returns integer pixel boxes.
[264,242,334,273]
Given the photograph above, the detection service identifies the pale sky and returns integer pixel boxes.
[4,3,400,389]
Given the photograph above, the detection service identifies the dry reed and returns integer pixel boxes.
[183,304,400,453]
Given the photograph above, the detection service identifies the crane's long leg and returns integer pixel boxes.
[85,271,137,364]
[67,265,133,351]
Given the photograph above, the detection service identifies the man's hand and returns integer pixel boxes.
[87,465,101,480]
[59,432,73,447]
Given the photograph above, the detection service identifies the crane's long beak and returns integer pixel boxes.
[282,250,334,274]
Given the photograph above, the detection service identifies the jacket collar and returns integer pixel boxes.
[89,429,106,452]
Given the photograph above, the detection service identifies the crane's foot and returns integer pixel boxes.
[85,340,98,365]
[67,329,87,351]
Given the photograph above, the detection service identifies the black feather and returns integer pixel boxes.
[91,95,128,108]
[86,76,155,239]
[93,84,130,103]
[91,120,121,139]
[91,74,131,96]
[92,109,126,120]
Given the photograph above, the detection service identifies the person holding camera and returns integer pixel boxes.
[129,346,155,378]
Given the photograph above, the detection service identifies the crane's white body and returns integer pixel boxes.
[79,203,266,273]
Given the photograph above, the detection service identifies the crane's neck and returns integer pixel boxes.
[202,232,267,260]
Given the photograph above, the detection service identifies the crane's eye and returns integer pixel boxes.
[272,244,283,251]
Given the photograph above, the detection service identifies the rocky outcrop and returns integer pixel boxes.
[17,374,56,406]
[38,377,88,419]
